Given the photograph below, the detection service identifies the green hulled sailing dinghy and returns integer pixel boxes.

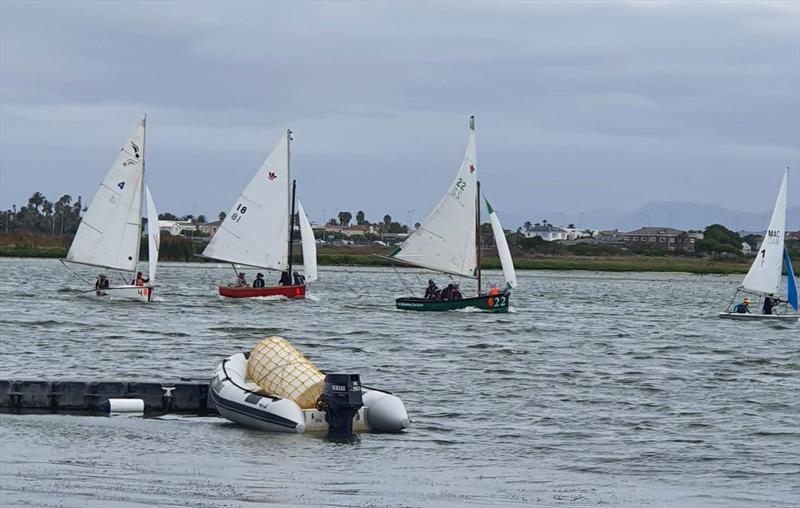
[388,116,518,312]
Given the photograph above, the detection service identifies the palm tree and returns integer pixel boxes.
[356,210,365,225]
[523,221,533,232]
[338,211,352,227]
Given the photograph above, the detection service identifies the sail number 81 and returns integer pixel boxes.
[450,178,467,200]
[230,203,247,223]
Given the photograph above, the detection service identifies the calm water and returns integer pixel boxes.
[0,258,797,507]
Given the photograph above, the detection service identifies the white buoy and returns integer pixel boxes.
[100,398,145,413]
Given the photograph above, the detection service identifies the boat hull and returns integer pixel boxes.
[94,285,153,302]
[218,284,306,299]
[718,312,798,321]
[396,292,510,312]
[210,353,410,434]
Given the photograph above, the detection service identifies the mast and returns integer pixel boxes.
[286,129,295,279]
[476,179,481,294]
[135,113,147,272]
[472,115,481,294]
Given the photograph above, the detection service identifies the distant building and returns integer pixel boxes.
[523,223,568,242]
[158,220,196,236]
[741,242,753,255]
[322,224,375,237]
[198,220,222,236]
[621,227,693,251]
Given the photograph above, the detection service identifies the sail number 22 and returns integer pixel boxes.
[450,178,467,200]
[230,203,248,223]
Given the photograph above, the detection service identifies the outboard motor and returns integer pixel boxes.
[319,374,363,438]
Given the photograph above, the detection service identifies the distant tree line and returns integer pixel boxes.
[0,192,84,235]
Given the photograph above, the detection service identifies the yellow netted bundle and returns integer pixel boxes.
[247,336,324,409]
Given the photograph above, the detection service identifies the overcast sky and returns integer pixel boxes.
[1,1,798,228]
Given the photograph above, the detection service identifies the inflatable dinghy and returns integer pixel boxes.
[209,338,409,435]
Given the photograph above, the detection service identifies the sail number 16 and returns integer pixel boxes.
[230,203,247,223]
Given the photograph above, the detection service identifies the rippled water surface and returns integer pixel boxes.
[1,258,798,507]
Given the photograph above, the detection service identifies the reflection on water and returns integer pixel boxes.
[0,258,797,507]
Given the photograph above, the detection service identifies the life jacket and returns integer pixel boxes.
[488,287,501,296]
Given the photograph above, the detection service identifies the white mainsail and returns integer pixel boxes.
[391,121,478,277]
[145,186,160,284]
[486,198,518,290]
[297,201,318,282]
[741,169,788,294]
[66,119,145,272]
[202,133,291,270]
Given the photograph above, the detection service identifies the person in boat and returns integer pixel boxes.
[95,274,110,290]
[440,283,454,301]
[236,273,248,287]
[133,271,148,287]
[424,279,439,300]
[253,273,266,288]
[733,297,751,314]
[279,271,291,286]
[763,294,782,315]
[293,271,305,285]
[450,283,463,300]
[488,283,501,296]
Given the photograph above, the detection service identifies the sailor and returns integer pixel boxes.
[133,271,148,287]
[293,271,305,285]
[488,283,501,296]
[763,294,782,315]
[253,273,266,288]
[279,271,291,286]
[236,273,248,286]
[424,279,438,299]
[734,297,751,314]
[450,284,463,300]
[440,283,454,301]
[95,274,110,290]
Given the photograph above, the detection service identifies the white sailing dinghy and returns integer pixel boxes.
[719,168,798,321]
[202,130,317,299]
[62,117,160,302]
[389,116,518,312]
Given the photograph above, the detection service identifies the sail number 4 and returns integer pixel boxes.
[450,178,467,200]
[230,203,248,223]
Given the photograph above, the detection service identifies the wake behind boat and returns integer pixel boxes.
[386,116,517,312]
[202,130,317,300]
[61,117,161,303]
[719,168,798,321]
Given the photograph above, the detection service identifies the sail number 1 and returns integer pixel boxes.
[230,203,248,223]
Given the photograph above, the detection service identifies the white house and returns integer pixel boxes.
[158,220,196,236]
[524,223,568,241]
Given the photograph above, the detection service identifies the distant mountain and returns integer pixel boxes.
[507,201,799,233]
[613,201,799,233]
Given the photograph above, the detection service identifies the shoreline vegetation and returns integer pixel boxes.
[0,233,754,274]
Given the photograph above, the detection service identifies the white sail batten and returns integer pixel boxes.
[391,127,478,277]
[202,134,291,270]
[66,120,145,272]
[145,186,160,284]
[741,170,788,294]
[487,199,518,290]
[297,201,318,282]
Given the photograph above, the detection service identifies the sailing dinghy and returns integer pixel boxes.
[202,130,317,299]
[62,117,160,303]
[719,168,798,321]
[389,116,518,312]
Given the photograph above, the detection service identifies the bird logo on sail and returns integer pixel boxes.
[469,164,475,174]
[267,171,278,181]
[122,142,141,167]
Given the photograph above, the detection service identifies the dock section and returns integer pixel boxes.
[0,378,217,415]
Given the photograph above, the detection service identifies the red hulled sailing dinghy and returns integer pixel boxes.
[201,129,317,299]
